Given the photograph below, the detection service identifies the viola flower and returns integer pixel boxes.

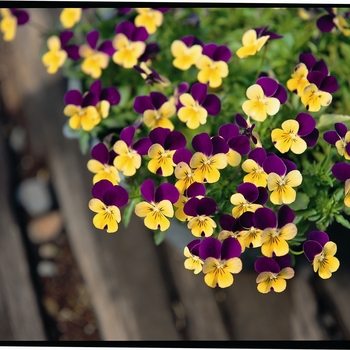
[264,155,302,205]
[190,133,228,184]
[60,8,82,28]
[303,231,340,279]
[199,237,242,288]
[239,212,263,249]
[196,43,232,88]
[147,127,186,176]
[169,82,190,111]
[134,62,170,88]
[324,122,350,160]
[79,30,114,79]
[87,143,120,185]
[178,82,221,130]
[134,179,179,232]
[236,25,282,59]
[134,8,169,34]
[113,126,151,176]
[59,30,80,61]
[173,148,195,194]
[218,123,251,167]
[254,254,294,293]
[174,182,206,222]
[218,214,245,252]
[112,21,148,69]
[184,197,217,237]
[242,148,269,188]
[253,205,297,257]
[134,91,176,131]
[331,162,350,207]
[235,113,260,146]
[184,240,204,274]
[41,35,68,74]
[88,180,129,233]
[171,35,203,71]
[317,8,350,36]
[0,8,29,42]
[63,89,100,131]
[271,112,319,154]
[242,77,287,122]
[230,183,268,219]
[139,42,160,63]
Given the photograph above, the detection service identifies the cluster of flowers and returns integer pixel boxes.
[3,7,349,293]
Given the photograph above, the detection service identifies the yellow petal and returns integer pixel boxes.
[63,104,80,117]
[225,257,243,274]
[236,45,257,59]
[87,159,105,173]
[255,35,270,51]
[242,29,257,46]
[246,84,264,100]
[265,97,280,116]
[88,198,106,213]
[285,170,302,187]
[279,223,298,240]
[227,149,241,167]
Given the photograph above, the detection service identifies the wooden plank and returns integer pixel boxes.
[1,8,181,340]
[0,125,46,340]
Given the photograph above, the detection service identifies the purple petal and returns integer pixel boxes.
[307,71,326,89]
[153,8,170,13]
[237,182,259,203]
[115,20,134,39]
[101,87,120,105]
[316,14,335,33]
[173,148,193,165]
[149,92,167,110]
[273,84,288,104]
[218,123,239,141]
[178,82,190,94]
[253,208,277,230]
[140,179,155,203]
[263,155,286,176]
[299,53,316,71]
[332,162,350,182]
[312,59,329,76]
[320,76,338,94]
[274,254,292,269]
[187,239,201,256]
[91,143,110,164]
[303,240,323,262]
[213,45,232,62]
[192,133,212,156]
[180,35,195,47]
[184,197,200,217]
[103,185,129,207]
[165,131,186,151]
[277,205,295,228]
[256,187,268,205]
[120,126,135,147]
[155,183,179,204]
[221,237,241,260]
[323,130,339,145]
[254,25,269,38]
[228,135,251,156]
[281,158,297,173]
[64,90,82,106]
[64,44,81,61]
[264,30,283,40]
[132,26,149,42]
[254,257,280,274]
[82,92,99,107]
[98,40,116,56]
[59,30,74,47]
[186,182,206,198]
[239,211,254,228]
[191,83,208,105]
[133,95,154,114]
[248,147,267,166]
[308,230,329,247]
[92,180,114,200]
[12,9,29,25]
[202,43,218,60]
[196,197,217,216]
[202,94,221,116]
[296,113,316,136]
[149,127,170,147]
[256,77,278,97]
[86,30,99,50]
[199,237,221,260]
[235,113,248,128]
[211,136,229,155]
[219,214,239,231]
[302,128,319,147]
[89,80,102,97]
[335,122,348,138]
[117,8,132,15]
[133,137,152,155]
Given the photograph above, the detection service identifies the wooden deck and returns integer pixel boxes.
[1,8,350,341]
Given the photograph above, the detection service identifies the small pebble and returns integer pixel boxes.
[37,260,58,277]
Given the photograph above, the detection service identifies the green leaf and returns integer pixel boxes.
[154,230,168,245]
[317,114,350,131]
[79,131,90,155]
[335,215,350,229]
[289,192,310,211]
[122,198,138,229]
[118,85,131,107]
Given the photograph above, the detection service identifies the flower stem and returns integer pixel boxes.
[289,248,304,255]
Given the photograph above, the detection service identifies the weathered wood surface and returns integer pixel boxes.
[0,117,46,340]
[1,8,350,341]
